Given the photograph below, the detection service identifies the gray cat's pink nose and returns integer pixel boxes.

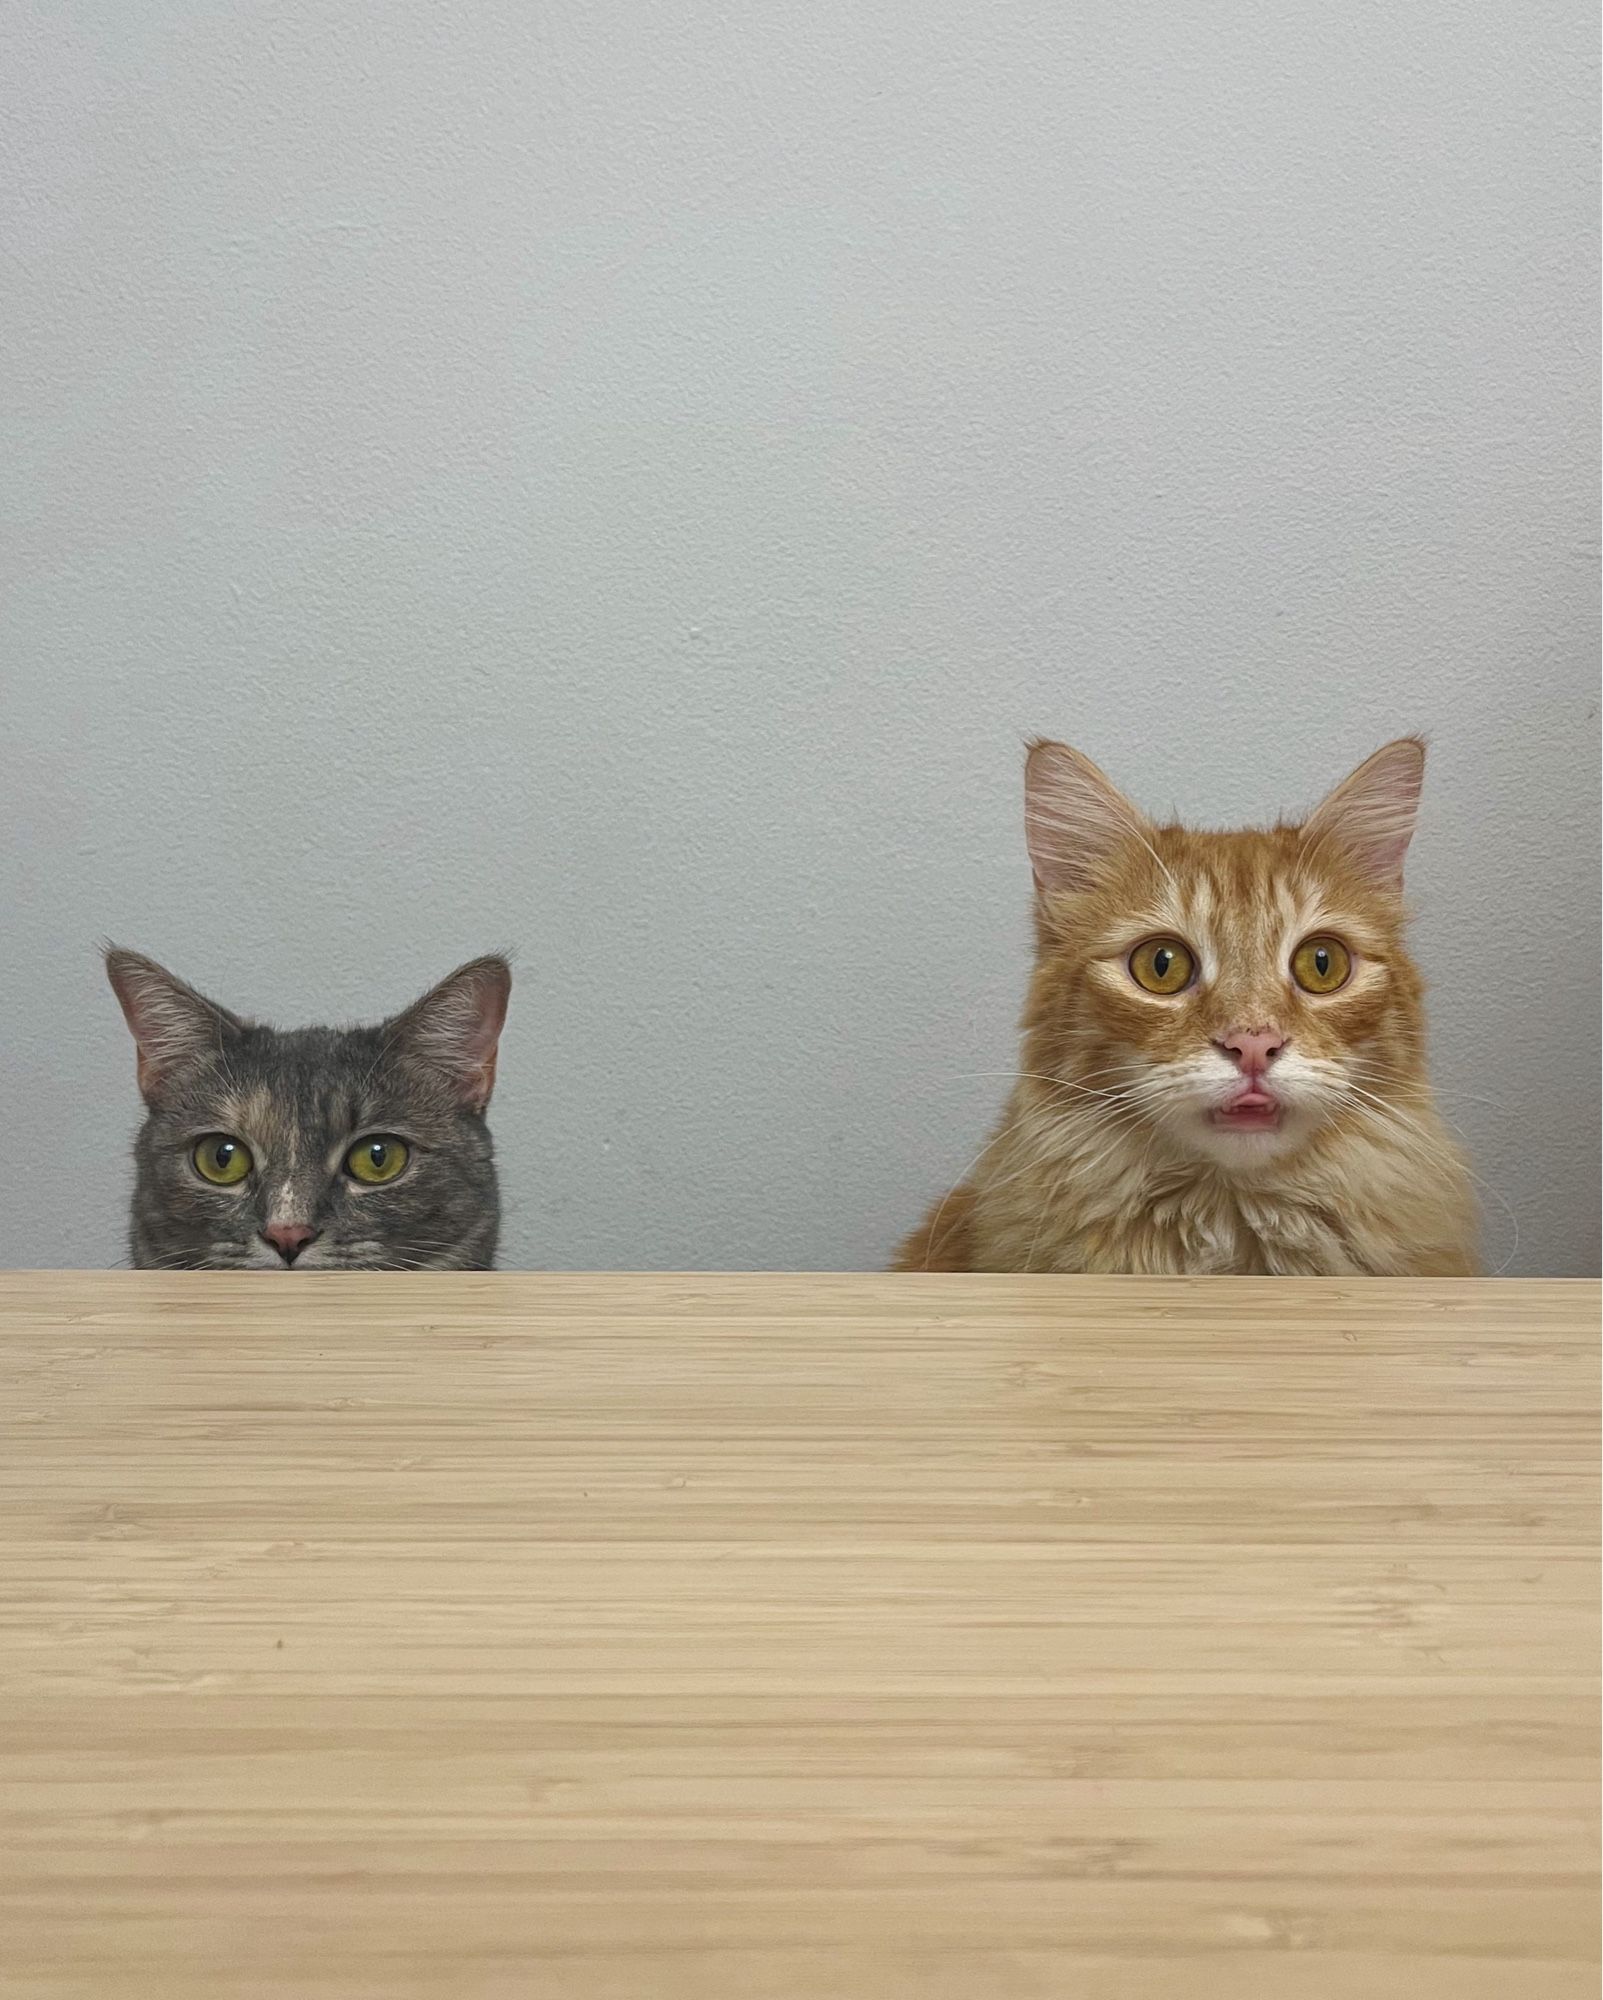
[262,1222,319,1265]
[1216,1027,1286,1076]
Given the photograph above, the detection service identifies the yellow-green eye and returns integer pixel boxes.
[1292,935,1353,994]
[1128,937,1196,995]
[345,1135,410,1185]
[193,1134,252,1185]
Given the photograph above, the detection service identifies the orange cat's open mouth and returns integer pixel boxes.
[1212,1092,1282,1133]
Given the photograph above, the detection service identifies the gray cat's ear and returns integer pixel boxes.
[389,956,511,1113]
[1024,739,1151,893]
[104,947,243,1102]
[1302,738,1425,890]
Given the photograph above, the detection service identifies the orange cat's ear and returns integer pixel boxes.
[1302,738,1425,890]
[1024,740,1151,894]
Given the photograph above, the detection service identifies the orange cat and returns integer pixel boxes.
[896,738,1478,1276]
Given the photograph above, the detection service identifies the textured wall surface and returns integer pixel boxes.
[2,2,1597,1275]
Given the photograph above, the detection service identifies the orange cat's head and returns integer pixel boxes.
[1021,738,1434,1170]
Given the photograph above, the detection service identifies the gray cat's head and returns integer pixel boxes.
[106,949,511,1271]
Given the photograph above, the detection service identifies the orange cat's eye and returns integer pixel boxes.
[1291,935,1352,994]
[1128,937,1196,995]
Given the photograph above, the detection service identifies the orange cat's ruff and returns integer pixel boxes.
[896,739,1478,1277]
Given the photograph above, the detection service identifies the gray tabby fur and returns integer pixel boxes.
[105,949,511,1271]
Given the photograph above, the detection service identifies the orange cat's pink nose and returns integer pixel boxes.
[1216,1027,1286,1077]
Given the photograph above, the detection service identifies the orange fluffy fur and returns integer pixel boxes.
[895,739,1478,1276]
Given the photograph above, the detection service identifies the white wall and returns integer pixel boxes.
[2,1,1597,1276]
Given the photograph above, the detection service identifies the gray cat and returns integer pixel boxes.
[106,949,511,1271]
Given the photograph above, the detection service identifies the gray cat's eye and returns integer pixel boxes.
[344,1135,411,1186]
[192,1135,253,1186]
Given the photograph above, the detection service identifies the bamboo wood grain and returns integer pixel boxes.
[0,1272,1596,1998]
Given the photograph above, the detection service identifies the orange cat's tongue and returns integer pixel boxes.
[1213,1090,1281,1132]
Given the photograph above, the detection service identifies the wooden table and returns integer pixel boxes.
[0,1273,1596,1998]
